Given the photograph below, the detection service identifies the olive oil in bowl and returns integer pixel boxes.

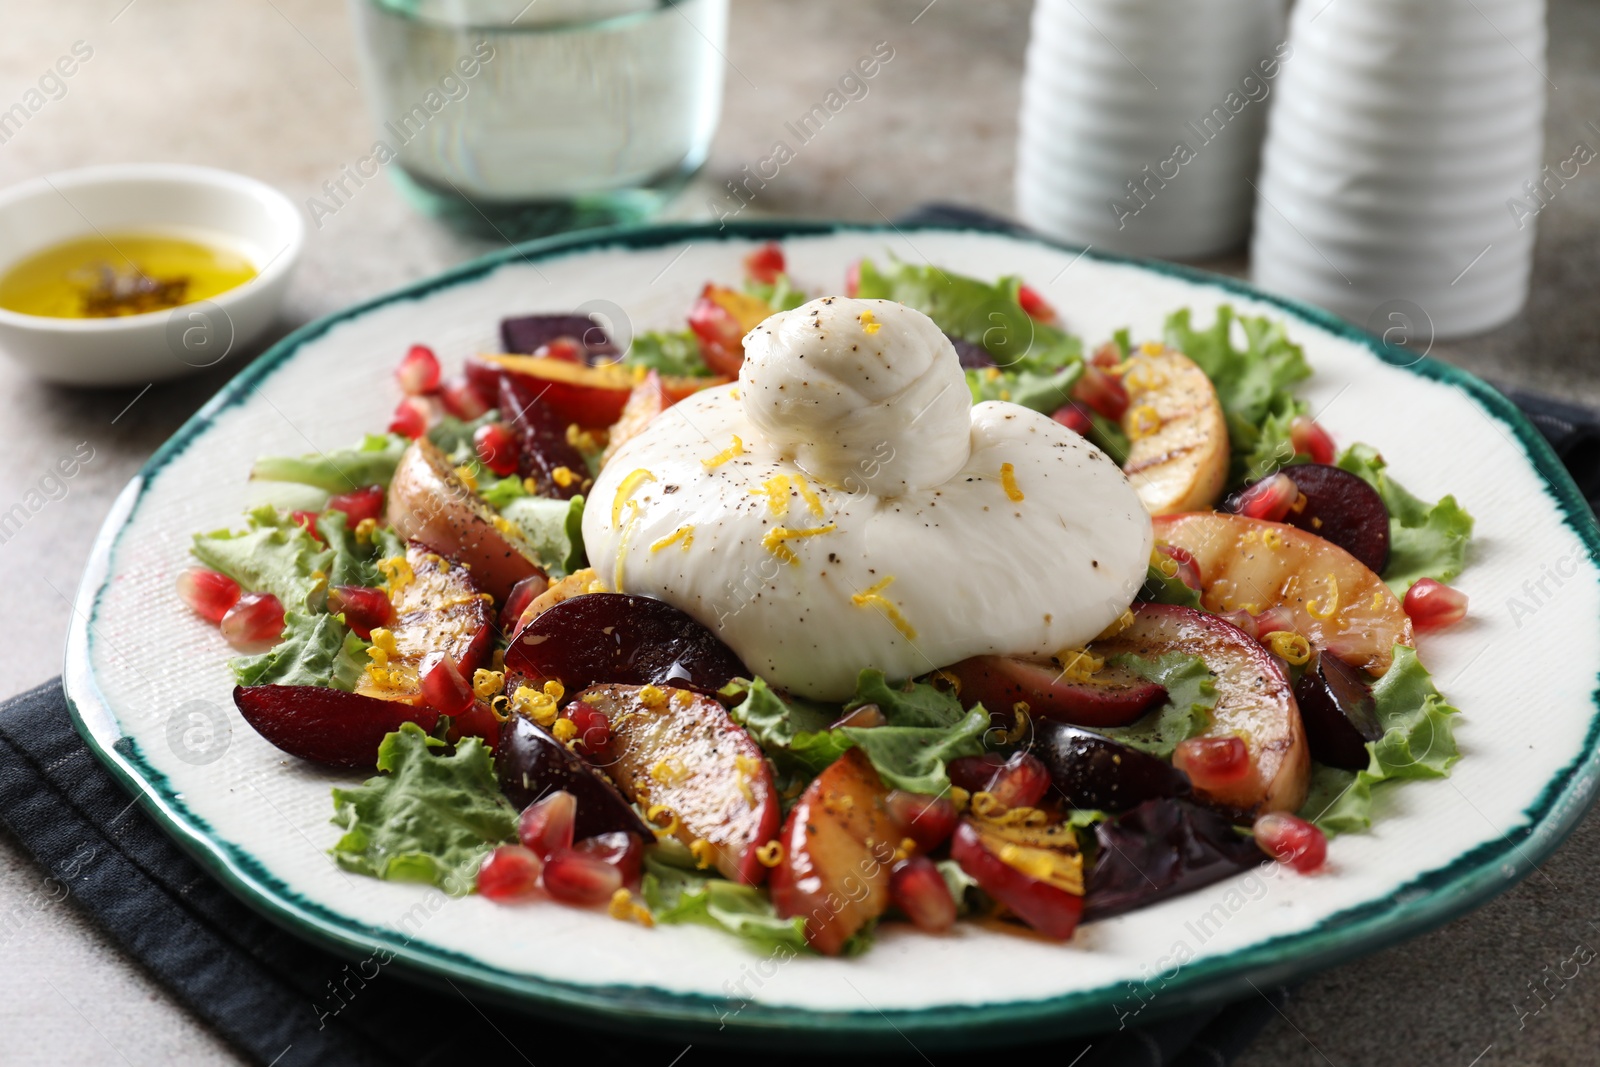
[0,231,258,319]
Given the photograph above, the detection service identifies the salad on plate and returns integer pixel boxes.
[177,243,1474,956]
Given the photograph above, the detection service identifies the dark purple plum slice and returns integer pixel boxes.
[1082,798,1265,922]
[1033,721,1192,812]
[1294,652,1383,769]
[233,685,440,769]
[500,314,619,364]
[497,714,649,840]
[1227,464,1390,573]
[497,373,589,499]
[503,593,747,696]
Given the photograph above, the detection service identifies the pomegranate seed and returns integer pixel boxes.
[1219,610,1259,641]
[219,592,285,653]
[574,831,643,888]
[499,574,547,637]
[389,397,429,438]
[743,241,786,285]
[1173,736,1251,792]
[420,652,475,716]
[1154,543,1203,591]
[844,260,861,297]
[1091,342,1122,369]
[289,510,323,541]
[1051,402,1094,436]
[176,567,240,623]
[534,338,583,364]
[396,344,442,396]
[890,856,958,932]
[1016,284,1055,322]
[565,704,611,752]
[1233,472,1298,522]
[473,423,519,477]
[327,585,391,638]
[440,375,491,420]
[478,845,544,901]
[543,849,623,906]
[1290,416,1335,464]
[328,485,384,525]
[985,752,1051,809]
[887,791,959,850]
[1404,578,1468,632]
[1072,363,1129,421]
[1252,605,1297,638]
[518,791,576,859]
[1253,812,1327,874]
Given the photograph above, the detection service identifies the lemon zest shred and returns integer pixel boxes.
[650,525,695,553]
[1307,574,1341,619]
[761,523,837,566]
[752,474,792,517]
[999,462,1024,503]
[646,804,680,837]
[551,466,579,488]
[1267,631,1312,665]
[471,669,505,699]
[611,468,656,524]
[702,435,744,469]
[755,841,785,867]
[1127,403,1162,439]
[1054,647,1104,683]
[792,473,824,517]
[689,839,717,870]
[858,309,881,335]
[850,575,917,641]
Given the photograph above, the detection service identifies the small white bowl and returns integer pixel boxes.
[0,163,303,386]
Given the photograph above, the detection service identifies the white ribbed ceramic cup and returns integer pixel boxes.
[1016,0,1288,259]
[1250,0,1548,338]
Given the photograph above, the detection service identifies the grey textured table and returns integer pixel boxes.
[1,2,1597,1064]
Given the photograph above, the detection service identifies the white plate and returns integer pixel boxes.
[65,222,1600,1049]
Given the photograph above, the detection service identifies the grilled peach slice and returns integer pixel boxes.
[354,540,493,704]
[951,817,1084,940]
[1119,345,1229,515]
[601,370,672,466]
[1154,511,1413,676]
[769,749,900,956]
[572,684,778,885]
[385,438,544,603]
[1092,601,1307,816]
[946,654,1165,729]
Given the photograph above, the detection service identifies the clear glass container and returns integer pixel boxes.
[349,0,728,238]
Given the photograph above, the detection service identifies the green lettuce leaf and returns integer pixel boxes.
[1161,307,1313,485]
[230,611,370,690]
[641,855,815,954]
[840,670,989,794]
[855,259,1080,373]
[330,723,516,895]
[1138,563,1204,609]
[627,330,710,377]
[250,433,409,493]
[1298,645,1461,835]
[477,472,529,510]
[965,364,1084,414]
[726,678,854,782]
[192,505,331,610]
[498,494,587,578]
[746,273,808,312]
[315,511,382,589]
[1336,443,1475,592]
[426,413,500,467]
[1100,652,1217,758]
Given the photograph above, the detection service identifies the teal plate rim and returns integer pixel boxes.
[62,219,1600,1050]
